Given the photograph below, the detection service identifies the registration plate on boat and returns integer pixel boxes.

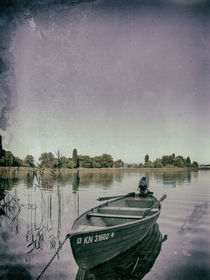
[77,232,115,245]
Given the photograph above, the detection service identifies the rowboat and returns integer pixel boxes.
[69,192,166,270]
[76,223,167,280]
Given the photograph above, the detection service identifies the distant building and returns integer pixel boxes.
[199,164,210,169]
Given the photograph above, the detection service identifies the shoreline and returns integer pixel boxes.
[0,166,204,183]
[0,166,201,174]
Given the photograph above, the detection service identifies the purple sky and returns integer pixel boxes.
[2,0,210,163]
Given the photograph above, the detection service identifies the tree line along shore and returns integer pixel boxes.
[0,136,198,169]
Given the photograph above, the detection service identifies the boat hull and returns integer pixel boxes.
[69,213,159,270]
[76,223,164,280]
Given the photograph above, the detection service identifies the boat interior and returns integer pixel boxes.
[72,196,159,232]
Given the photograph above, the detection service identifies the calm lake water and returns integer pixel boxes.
[0,169,210,280]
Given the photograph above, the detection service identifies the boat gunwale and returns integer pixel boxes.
[70,194,161,235]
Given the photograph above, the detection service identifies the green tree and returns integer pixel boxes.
[92,154,113,168]
[168,154,176,165]
[58,156,70,168]
[144,160,154,168]
[92,156,103,168]
[0,151,17,166]
[0,154,5,166]
[14,156,23,167]
[101,154,113,168]
[72,148,79,168]
[24,155,35,167]
[185,156,191,166]
[161,155,170,166]
[39,152,55,168]
[191,161,198,168]
[53,155,69,169]
[114,159,124,168]
[144,154,149,163]
[4,151,14,166]
[67,159,75,169]
[79,155,93,168]
[153,158,163,168]
[174,156,185,167]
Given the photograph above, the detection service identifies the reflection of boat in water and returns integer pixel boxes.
[76,223,167,280]
[69,191,166,270]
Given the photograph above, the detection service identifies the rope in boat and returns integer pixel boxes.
[36,234,71,280]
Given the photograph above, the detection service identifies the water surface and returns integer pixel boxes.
[0,169,210,279]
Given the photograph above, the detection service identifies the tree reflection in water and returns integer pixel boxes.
[0,188,20,234]
[144,170,199,188]
[76,223,167,280]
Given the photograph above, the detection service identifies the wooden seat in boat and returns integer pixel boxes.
[125,199,154,208]
[87,213,143,219]
[97,206,158,216]
[99,206,158,211]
